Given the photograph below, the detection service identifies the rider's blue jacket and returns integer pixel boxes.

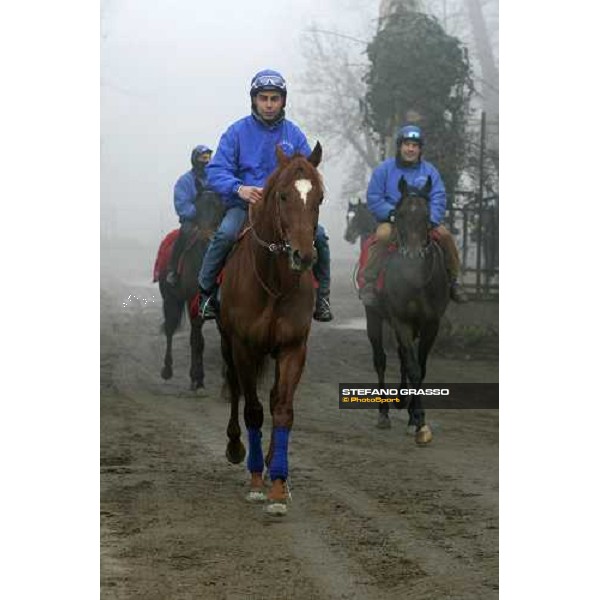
[206,114,312,210]
[366,158,447,226]
[174,171,208,222]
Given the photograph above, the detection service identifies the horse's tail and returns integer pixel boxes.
[158,280,186,335]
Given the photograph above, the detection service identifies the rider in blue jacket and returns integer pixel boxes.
[361,125,468,305]
[166,145,213,286]
[198,69,333,321]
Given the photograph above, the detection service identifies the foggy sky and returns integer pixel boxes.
[101,0,377,260]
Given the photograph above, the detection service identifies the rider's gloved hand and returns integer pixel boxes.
[387,209,396,223]
[238,185,263,205]
[429,225,441,242]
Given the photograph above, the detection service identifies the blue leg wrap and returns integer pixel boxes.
[247,428,264,474]
[269,426,290,481]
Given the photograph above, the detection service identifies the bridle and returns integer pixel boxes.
[247,188,315,298]
[394,192,440,286]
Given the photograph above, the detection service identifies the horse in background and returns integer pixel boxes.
[218,143,324,516]
[345,198,377,290]
[344,197,376,247]
[155,190,224,391]
[365,176,449,444]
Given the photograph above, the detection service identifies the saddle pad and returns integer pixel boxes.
[153,229,180,282]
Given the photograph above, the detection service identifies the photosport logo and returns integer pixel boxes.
[338,384,499,409]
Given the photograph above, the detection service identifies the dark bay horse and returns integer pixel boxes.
[158,190,224,390]
[344,197,376,246]
[218,143,323,515]
[365,176,449,444]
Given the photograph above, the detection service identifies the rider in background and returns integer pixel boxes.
[360,124,469,306]
[198,69,333,322]
[166,145,213,286]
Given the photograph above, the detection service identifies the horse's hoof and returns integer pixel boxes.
[264,500,287,516]
[376,414,391,429]
[415,424,433,445]
[193,384,208,397]
[225,441,246,464]
[160,366,173,380]
[406,424,417,436]
[246,489,267,503]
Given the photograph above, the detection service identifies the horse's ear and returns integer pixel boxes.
[422,175,432,196]
[398,176,408,196]
[276,144,291,167]
[307,141,322,168]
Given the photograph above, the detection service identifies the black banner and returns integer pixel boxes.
[338,383,499,409]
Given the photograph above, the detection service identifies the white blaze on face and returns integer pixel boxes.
[294,179,313,206]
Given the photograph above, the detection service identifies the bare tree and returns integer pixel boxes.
[297,27,379,201]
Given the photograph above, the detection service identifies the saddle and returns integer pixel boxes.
[153,227,204,282]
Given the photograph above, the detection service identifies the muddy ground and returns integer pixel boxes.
[101,254,498,600]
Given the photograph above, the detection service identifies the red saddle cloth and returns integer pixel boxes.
[357,234,395,291]
[153,229,180,282]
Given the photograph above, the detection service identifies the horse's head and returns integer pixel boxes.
[260,142,324,272]
[344,197,375,244]
[194,190,225,238]
[394,176,432,252]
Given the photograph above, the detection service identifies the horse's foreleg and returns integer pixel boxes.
[231,337,267,488]
[189,317,205,391]
[392,320,430,443]
[221,334,244,464]
[160,283,184,380]
[265,357,281,469]
[366,307,390,429]
[266,343,306,513]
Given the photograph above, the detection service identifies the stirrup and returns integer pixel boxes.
[165,270,178,286]
[359,285,378,307]
[450,283,469,304]
[199,294,218,320]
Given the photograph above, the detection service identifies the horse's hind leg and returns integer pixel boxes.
[366,307,390,429]
[221,334,245,464]
[189,317,205,392]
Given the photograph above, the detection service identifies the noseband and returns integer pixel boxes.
[249,190,292,255]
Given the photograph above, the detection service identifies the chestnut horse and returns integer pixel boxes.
[218,142,323,515]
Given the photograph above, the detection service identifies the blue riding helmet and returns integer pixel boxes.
[250,69,287,98]
[191,145,213,167]
[396,125,424,146]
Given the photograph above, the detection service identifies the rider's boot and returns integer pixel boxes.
[450,280,469,303]
[313,293,333,322]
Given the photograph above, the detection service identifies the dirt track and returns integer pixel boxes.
[101,256,498,599]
